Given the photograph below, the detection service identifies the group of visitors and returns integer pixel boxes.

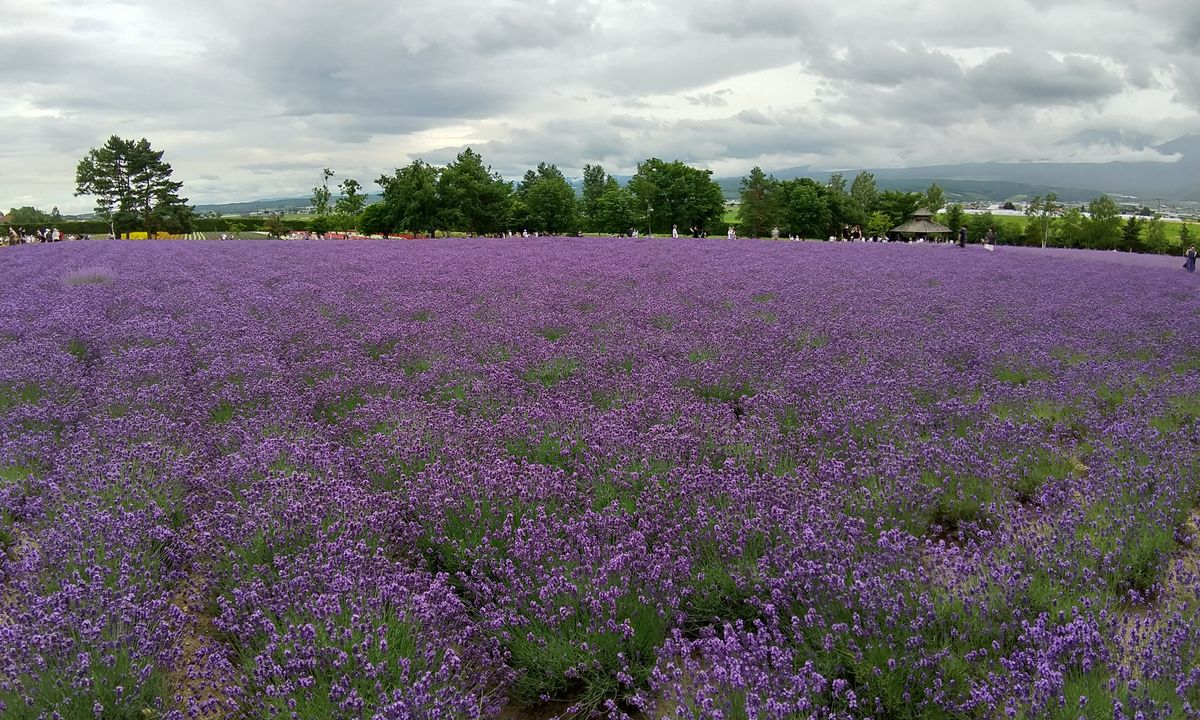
[5,227,96,245]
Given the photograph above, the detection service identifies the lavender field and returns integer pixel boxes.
[1,238,1199,720]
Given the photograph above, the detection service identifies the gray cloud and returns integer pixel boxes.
[968,51,1124,106]
[0,0,1197,212]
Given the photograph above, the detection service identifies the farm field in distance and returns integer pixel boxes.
[1,237,1199,719]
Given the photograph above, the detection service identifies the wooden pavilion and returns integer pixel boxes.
[890,208,952,240]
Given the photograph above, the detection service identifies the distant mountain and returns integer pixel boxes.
[193,194,382,215]
[753,135,1200,202]
[712,174,1110,204]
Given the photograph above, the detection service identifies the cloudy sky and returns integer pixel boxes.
[3,0,1199,213]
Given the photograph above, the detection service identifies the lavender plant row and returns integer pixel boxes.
[0,238,1198,720]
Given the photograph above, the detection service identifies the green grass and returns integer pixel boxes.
[523,357,579,388]
[1150,393,1200,434]
[0,384,44,413]
[650,314,676,330]
[209,400,236,425]
[535,325,570,342]
[312,391,366,423]
[922,470,996,534]
[0,647,168,720]
[993,362,1053,385]
[1012,449,1076,501]
[67,338,90,361]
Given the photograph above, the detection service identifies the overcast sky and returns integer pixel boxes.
[3,0,1199,213]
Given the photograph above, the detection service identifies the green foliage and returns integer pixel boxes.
[1122,215,1144,252]
[848,171,878,225]
[628,158,725,234]
[437,148,511,234]
[0,383,44,412]
[518,162,578,234]
[1084,195,1122,250]
[943,204,965,236]
[311,167,334,217]
[240,606,449,720]
[1012,449,1075,501]
[594,179,639,234]
[312,391,365,423]
[1146,215,1170,253]
[75,135,193,235]
[66,339,89,361]
[506,434,573,470]
[334,177,367,218]
[922,470,995,534]
[922,182,946,213]
[0,646,168,720]
[376,159,441,235]
[523,357,579,388]
[1150,393,1200,434]
[877,189,924,227]
[993,362,1052,385]
[579,163,609,230]
[778,178,832,238]
[865,211,892,237]
[504,586,669,714]
[6,206,59,225]
[209,400,236,425]
[737,166,782,237]
[1024,192,1062,248]
[535,325,569,342]
[262,213,287,238]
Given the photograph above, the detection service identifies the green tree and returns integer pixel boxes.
[1083,195,1122,250]
[922,183,946,214]
[737,167,781,238]
[579,164,608,230]
[6,207,54,225]
[335,177,368,220]
[943,204,965,236]
[1181,223,1192,249]
[1145,215,1168,253]
[848,171,878,225]
[877,190,923,227]
[825,173,850,235]
[312,168,335,217]
[377,159,442,236]
[779,178,831,239]
[594,178,638,234]
[437,148,511,234]
[865,212,892,237]
[1057,208,1086,249]
[263,214,287,238]
[358,202,393,236]
[309,215,332,237]
[75,135,193,236]
[628,158,725,235]
[1122,215,1144,252]
[518,162,578,234]
[1024,193,1062,248]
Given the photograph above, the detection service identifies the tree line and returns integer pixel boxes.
[355,151,726,237]
[4,134,1189,255]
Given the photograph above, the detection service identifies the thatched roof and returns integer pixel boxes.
[892,218,952,235]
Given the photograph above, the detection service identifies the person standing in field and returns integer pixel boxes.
[727,226,736,240]
[671,224,679,239]
[985,227,997,246]
[957,226,967,248]
[1185,246,1197,272]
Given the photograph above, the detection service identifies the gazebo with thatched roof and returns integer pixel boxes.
[891,208,952,240]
